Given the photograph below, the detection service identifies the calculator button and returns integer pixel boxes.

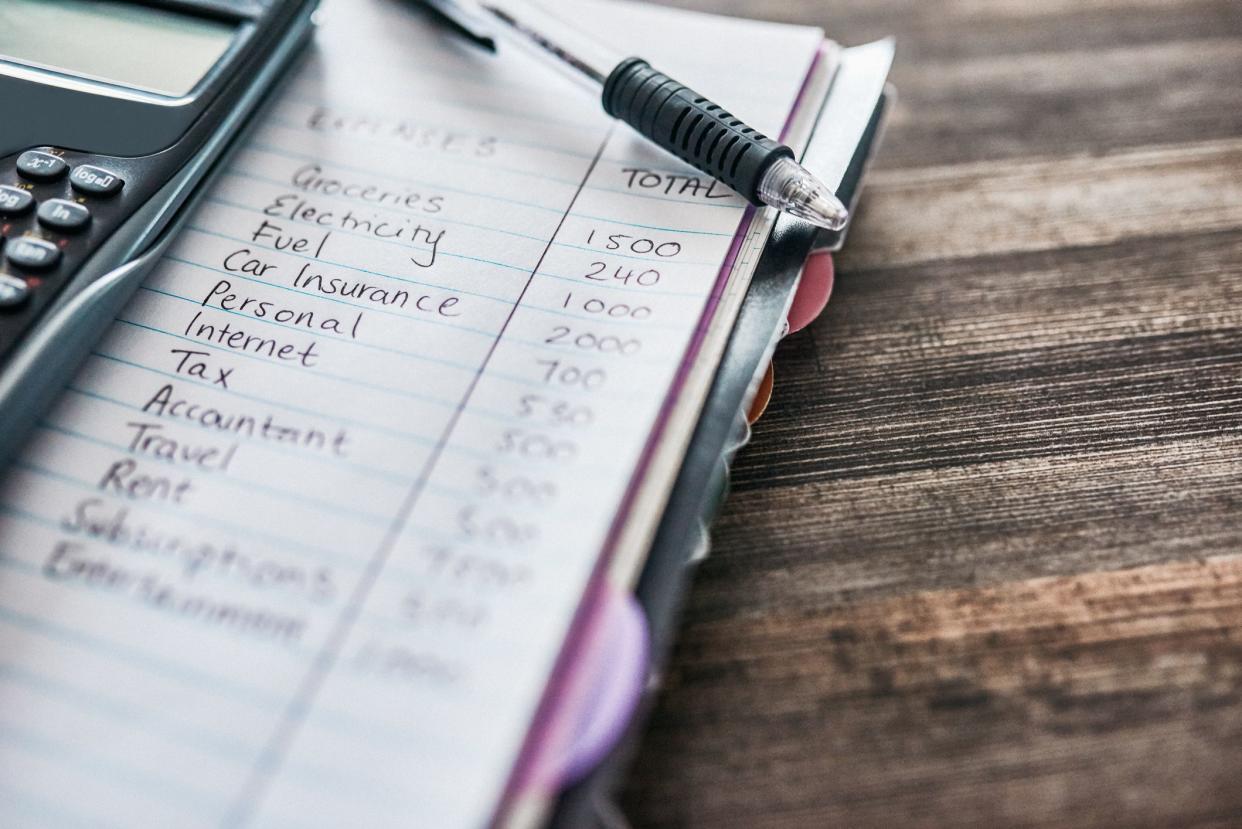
[38,199,91,233]
[16,150,68,181]
[6,237,61,271]
[70,165,125,196]
[0,185,33,216]
[0,274,29,309]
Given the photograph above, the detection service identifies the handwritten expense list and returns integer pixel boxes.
[0,1,823,826]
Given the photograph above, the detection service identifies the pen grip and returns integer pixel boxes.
[602,58,792,205]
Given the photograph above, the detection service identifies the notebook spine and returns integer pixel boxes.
[547,80,896,828]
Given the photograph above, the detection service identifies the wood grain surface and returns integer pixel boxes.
[620,1,1242,826]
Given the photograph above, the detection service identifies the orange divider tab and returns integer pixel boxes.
[747,361,775,424]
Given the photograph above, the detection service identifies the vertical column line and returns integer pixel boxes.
[224,130,613,827]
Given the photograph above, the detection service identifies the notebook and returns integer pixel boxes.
[0,1,833,826]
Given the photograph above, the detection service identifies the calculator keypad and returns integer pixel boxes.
[16,151,68,182]
[6,237,61,271]
[0,186,34,216]
[0,274,28,308]
[37,199,92,233]
[69,165,125,197]
[0,145,167,361]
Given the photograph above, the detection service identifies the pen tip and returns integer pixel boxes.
[801,190,851,232]
[757,157,850,232]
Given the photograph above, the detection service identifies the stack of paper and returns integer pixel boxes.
[0,1,853,826]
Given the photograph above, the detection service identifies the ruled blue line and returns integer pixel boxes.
[0,544,316,667]
[70,345,617,479]
[59,382,415,486]
[262,113,750,213]
[134,281,676,388]
[164,251,510,340]
[278,77,773,180]
[101,317,529,425]
[111,305,674,426]
[87,335,447,448]
[568,209,736,237]
[155,257,690,360]
[106,315,466,411]
[133,288,497,380]
[0,563,467,769]
[0,537,495,742]
[262,115,749,210]
[197,191,696,322]
[176,220,712,301]
[281,82,602,134]
[242,142,737,237]
[183,218,532,281]
[117,300,670,430]
[0,782,114,828]
[0,647,462,810]
[0,554,514,750]
[3,492,572,680]
[0,486,521,613]
[0,499,362,609]
[203,181,725,270]
[9,460,364,568]
[0,722,225,813]
[516,260,711,299]
[266,116,590,190]
[248,140,570,217]
[0,661,258,765]
[40,385,573,515]
[34,421,394,529]
[117,294,540,417]
[0,603,286,711]
[206,183,550,245]
[222,158,732,246]
[109,308,640,417]
[290,44,564,98]
[551,236,723,268]
[170,228,528,311]
[64,357,625,487]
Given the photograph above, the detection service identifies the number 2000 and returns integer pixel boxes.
[545,326,641,355]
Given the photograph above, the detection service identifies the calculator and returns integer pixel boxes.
[0,0,318,463]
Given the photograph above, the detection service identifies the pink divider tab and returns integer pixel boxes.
[787,252,835,334]
[513,585,649,795]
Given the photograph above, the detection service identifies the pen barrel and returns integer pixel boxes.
[602,58,792,205]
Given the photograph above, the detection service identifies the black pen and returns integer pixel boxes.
[422,0,851,231]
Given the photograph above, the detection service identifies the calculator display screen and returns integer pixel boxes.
[0,0,237,97]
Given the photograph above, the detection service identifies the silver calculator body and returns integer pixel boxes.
[0,0,319,464]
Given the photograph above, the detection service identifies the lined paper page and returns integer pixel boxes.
[0,2,822,826]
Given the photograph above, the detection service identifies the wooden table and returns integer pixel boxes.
[621,1,1242,826]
